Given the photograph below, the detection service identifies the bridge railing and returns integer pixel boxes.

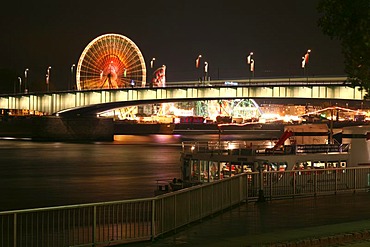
[1,166,370,247]
[165,76,348,88]
[0,76,349,98]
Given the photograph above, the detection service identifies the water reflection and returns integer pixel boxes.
[1,133,275,211]
[114,134,181,144]
[0,136,182,211]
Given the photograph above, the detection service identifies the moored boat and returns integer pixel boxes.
[179,124,370,183]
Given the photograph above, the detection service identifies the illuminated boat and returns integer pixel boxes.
[179,124,370,183]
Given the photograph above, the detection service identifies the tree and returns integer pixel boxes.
[318,0,370,98]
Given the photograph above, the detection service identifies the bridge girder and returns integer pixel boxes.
[0,81,365,116]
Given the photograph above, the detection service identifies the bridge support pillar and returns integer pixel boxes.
[31,116,114,141]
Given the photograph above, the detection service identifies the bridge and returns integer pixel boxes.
[0,76,363,116]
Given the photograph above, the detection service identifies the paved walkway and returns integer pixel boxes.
[124,192,370,247]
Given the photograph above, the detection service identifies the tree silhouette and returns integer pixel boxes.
[318,0,370,98]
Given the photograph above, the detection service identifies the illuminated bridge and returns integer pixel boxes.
[0,76,363,116]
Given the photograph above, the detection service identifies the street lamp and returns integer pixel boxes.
[196,55,202,82]
[204,61,209,81]
[195,55,202,68]
[18,77,22,94]
[70,64,75,90]
[150,58,156,69]
[150,58,156,88]
[24,68,29,93]
[301,49,311,76]
[47,66,51,92]
[46,74,49,92]
[247,52,255,78]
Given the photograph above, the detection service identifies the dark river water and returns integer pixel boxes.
[0,132,273,211]
[0,135,186,211]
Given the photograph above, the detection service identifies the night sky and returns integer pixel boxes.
[1,0,344,92]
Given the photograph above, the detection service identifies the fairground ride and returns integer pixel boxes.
[76,33,146,90]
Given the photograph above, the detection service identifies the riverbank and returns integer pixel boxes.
[124,192,370,247]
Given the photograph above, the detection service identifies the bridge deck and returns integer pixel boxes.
[0,76,364,116]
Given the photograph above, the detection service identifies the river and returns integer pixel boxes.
[0,135,186,211]
[0,132,277,211]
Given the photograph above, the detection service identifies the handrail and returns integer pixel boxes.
[181,141,349,155]
[1,166,370,247]
[0,197,155,215]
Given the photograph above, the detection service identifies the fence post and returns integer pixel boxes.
[335,171,338,194]
[93,206,97,246]
[13,213,17,247]
[188,190,191,223]
[293,172,297,196]
[151,199,156,240]
[257,163,266,202]
[314,171,317,196]
[230,179,232,207]
[211,183,214,214]
[354,169,357,193]
[239,175,243,203]
[269,172,273,200]
[201,186,204,218]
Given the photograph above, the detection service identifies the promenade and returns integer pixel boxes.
[125,192,370,247]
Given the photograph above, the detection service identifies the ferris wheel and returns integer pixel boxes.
[76,33,147,90]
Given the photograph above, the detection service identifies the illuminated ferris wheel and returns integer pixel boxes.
[76,33,147,90]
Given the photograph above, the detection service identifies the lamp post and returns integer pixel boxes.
[247,52,254,79]
[46,66,51,92]
[195,55,202,68]
[46,74,49,92]
[196,55,202,82]
[150,57,156,69]
[204,61,209,82]
[18,77,22,94]
[150,58,156,87]
[24,68,29,93]
[70,64,75,90]
[301,49,311,77]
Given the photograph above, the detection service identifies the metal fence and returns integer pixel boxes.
[1,167,370,247]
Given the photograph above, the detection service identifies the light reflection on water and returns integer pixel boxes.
[114,134,182,144]
[0,136,183,211]
[1,133,274,211]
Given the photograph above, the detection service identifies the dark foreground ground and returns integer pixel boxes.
[122,192,370,247]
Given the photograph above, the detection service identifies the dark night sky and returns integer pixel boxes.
[0,0,345,92]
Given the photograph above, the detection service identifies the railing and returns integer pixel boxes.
[181,141,350,156]
[0,76,349,97]
[164,76,349,88]
[1,167,370,247]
